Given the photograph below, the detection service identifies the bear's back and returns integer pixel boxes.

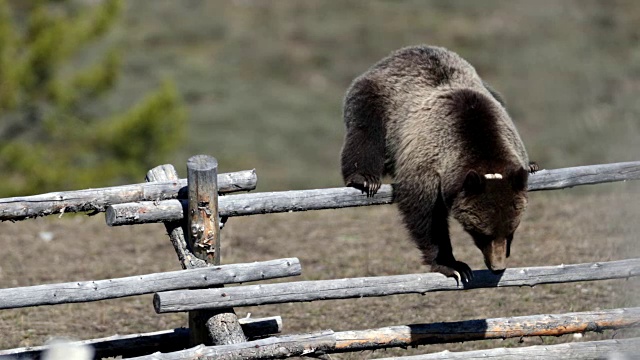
[367,45,482,92]
[355,45,528,177]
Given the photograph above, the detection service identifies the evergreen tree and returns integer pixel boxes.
[0,0,187,196]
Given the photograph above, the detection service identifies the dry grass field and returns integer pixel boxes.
[0,186,638,358]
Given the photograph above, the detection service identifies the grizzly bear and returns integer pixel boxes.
[340,45,536,282]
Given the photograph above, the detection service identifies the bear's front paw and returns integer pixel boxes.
[345,173,381,197]
[528,161,540,174]
[431,260,473,286]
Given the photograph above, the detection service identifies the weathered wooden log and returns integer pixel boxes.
[0,258,300,310]
[102,308,640,359]
[154,258,640,313]
[126,330,336,360]
[332,307,640,352]
[105,161,640,226]
[185,155,247,346]
[106,186,389,226]
[373,338,640,360]
[0,169,256,222]
[146,164,207,269]
[0,317,283,359]
[204,313,246,346]
[187,155,220,264]
[106,199,186,226]
[527,161,640,191]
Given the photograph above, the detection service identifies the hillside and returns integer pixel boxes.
[106,0,640,190]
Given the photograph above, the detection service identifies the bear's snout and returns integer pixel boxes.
[481,238,508,274]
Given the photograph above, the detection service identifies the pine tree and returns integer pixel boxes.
[0,0,187,196]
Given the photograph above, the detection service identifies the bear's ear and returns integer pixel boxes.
[463,170,485,194]
[510,167,529,192]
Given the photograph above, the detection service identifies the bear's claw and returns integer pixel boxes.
[528,161,540,174]
[346,173,382,197]
[431,260,473,287]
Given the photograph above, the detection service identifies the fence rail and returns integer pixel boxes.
[0,169,257,221]
[527,161,640,190]
[105,161,640,226]
[375,338,640,360]
[153,258,640,313]
[130,330,336,360]
[0,258,300,309]
[333,307,640,352]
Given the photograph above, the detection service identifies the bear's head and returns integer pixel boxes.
[450,167,529,274]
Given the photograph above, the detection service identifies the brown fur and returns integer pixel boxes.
[340,45,534,281]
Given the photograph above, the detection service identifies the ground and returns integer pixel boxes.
[0,187,638,358]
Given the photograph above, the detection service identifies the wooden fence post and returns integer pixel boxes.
[146,164,207,269]
[186,155,247,346]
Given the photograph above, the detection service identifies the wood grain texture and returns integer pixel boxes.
[527,161,640,191]
[154,258,640,312]
[106,199,185,226]
[0,258,300,309]
[185,155,247,346]
[186,155,220,264]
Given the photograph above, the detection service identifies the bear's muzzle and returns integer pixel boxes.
[482,238,508,274]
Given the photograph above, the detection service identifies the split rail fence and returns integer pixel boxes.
[0,156,639,359]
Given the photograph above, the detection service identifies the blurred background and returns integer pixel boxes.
[0,0,639,195]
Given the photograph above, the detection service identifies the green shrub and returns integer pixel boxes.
[0,0,187,196]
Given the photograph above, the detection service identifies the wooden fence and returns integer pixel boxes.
[0,155,639,359]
